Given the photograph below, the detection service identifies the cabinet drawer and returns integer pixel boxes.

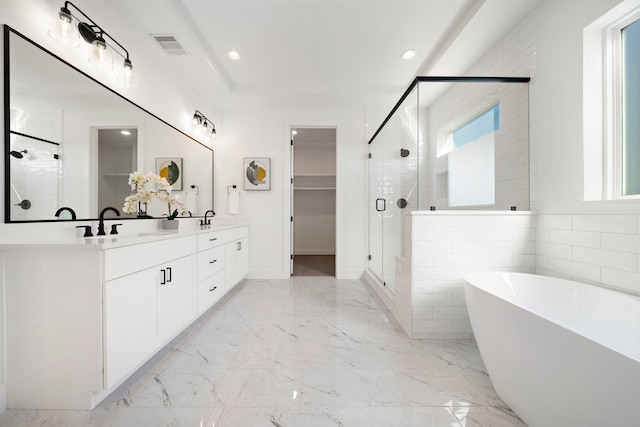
[225,226,248,242]
[105,236,196,281]
[197,230,225,251]
[197,246,224,281]
[197,270,225,314]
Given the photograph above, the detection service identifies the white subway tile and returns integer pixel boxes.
[411,254,433,269]
[433,307,469,320]
[432,280,465,293]
[412,240,453,255]
[537,214,572,230]
[452,216,496,228]
[412,216,454,229]
[412,306,433,320]
[601,268,640,294]
[494,215,535,229]
[411,280,433,293]
[412,266,453,281]
[510,254,536,268]
[452,293,467,307]
[413,319,452,334]
[536,227,550,242]
[412,293,452,307]
[536,268,572,280]
[536,241,572,259]
[536,255,549,270]
[602,233,640,254]
[547,258,601,283]
[412,227,453,241]
[573,215,638,234]
[573,246,637,272]
[548,229,601,248]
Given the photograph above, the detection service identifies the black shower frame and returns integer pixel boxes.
[367,76,531,145]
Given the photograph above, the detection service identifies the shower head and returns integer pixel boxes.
[9,150,27,159]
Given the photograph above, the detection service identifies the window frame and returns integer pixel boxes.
[583,0,640,203]
[604,9,640,200]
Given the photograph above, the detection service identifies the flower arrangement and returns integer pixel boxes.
[123,172,189,219]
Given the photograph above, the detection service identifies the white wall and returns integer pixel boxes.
[535,0,633,214]
[531,0,640,291]
[213,108,366,279]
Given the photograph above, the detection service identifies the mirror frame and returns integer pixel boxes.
[3,25,214,223]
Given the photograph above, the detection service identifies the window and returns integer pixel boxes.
[621,18,640,196]
[452,104,500,149]
[584,3,640,201]
[437,103,500,157]
[445,104,499,207]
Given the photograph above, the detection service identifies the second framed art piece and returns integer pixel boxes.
[157,157,183,190]
[244,157,271,190]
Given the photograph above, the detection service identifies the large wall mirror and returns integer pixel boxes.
[4,25,214,223]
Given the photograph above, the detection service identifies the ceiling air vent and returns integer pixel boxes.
[151,34,188,55]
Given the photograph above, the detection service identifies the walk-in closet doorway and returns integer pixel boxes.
[290,127,337,276]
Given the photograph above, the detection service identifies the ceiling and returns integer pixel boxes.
[107,0,542,109]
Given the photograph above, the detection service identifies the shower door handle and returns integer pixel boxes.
[375,198,386,212]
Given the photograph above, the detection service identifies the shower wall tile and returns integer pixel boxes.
[536,214,640,295]
[408,212,536,339]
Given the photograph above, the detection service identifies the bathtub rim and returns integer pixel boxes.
[464,271,640,364]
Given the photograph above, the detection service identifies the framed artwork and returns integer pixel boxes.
[157,157,183,190]
[244,157,271,190]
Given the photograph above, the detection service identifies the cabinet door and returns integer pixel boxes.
[225,238,249,289]
[157,255,196,343]
[105,268,157,389]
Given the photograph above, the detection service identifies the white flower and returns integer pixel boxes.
[128,171,147,191]
[124,171,185,218]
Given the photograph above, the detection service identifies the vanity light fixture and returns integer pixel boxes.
[51,2,136,85]
[192,110,217,140]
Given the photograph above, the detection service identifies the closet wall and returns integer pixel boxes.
[293,128,336,255]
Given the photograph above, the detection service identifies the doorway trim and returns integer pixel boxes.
[283,120,340,278]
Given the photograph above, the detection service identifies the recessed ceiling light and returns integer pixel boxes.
[401,49,416,60]
[226,49,242,60]
[121,130,131,135]
[292,130,298,135]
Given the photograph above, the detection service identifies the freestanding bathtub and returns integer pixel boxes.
[464,272,640,427]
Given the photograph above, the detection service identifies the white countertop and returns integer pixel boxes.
[0,218,249,250]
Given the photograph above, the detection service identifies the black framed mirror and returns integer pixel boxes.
[4,25,214,222]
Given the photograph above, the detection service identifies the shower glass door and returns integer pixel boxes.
[368,86,418,295]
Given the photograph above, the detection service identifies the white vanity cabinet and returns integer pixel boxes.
[196,230,226,314]
[224,226,249,289]
[3,224,249,411]
[104,235,196,389]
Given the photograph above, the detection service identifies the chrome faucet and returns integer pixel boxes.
[201,210,215,226]
[97,207,120,236]
[55,206,76,220]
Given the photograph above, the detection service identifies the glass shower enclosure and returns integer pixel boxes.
[367,77,530,295]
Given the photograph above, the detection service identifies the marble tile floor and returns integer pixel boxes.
[0,277,526,427]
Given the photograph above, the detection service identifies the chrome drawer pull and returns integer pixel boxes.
[209,237,218,241]
[209,259,217,264]
[209,286,217,292]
